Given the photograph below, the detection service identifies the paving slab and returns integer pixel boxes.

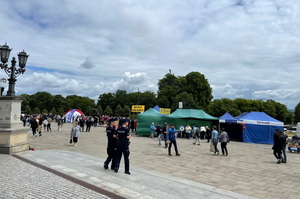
[16,150,255,199]
[0,154,110,199]
[22,123,300,198]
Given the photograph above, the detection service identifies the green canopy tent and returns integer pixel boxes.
[165,109,219,138]
[136,108,165,136]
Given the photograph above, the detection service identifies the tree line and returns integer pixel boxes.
[21,71,297,124]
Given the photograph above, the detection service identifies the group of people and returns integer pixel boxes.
[103,118,132,175]
[150,122,230,156]
[272,129,288,164]
[29,115,54,137]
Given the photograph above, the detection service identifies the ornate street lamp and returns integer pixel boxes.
[0,43,29,96]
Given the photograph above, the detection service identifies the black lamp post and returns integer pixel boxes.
[0,43,29,96]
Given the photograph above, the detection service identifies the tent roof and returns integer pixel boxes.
[153,105,160,112]
[239,112,282,123]
[139,108,162,116]
[167,109,218,120]
[219,112,238,123]
[235,112,249,120]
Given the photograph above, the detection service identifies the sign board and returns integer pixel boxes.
[131,105,145,113]
[179,102,183,109]
[160,108,171,115]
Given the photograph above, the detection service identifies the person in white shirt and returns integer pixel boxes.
[200,126,206,140]
[43,119,48,132]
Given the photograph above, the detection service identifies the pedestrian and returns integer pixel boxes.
[43,119,48,132]
[162,123,169,148]
[219,128,229,156]
[86,116,92,132]
[57,117,63,131]
[79,116,85,131]
[31,117,38,137]
[130,119,135,133]
[272,129,283,164]
[37,116,43,136]
[104,118,118,170]
[150,122,156,138]
[206,126,211,142]
[47,117,52,132]
[200,126,206,140]
[279,131,288,163]
[156,124,163,146]
[114,119,131,174]
[193,126,201,145]
[211,126,219,155]
[185,124,192,139]
[167,124,180,156]
[70,122,81,147]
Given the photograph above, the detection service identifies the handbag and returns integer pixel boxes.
[69,138,73,144]
[210,142,214,152]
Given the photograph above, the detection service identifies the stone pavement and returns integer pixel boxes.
[19,124,300,198]
[14,150,255,199]
[0,154,110,199]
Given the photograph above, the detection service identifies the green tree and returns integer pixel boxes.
[207,98,240,117]
[85,106,93,116]
[32,107,40,114]
[123,105,131,117]
[42,109,48,115]
[97,93,116,111]
[115,104,123,117]
[50,107,57,115]
[97,106,103,116]
[185,71,213,109]
[57,107,65,115]
[115,90,129,107]
[25,107,32,115]
[20,94,30,111]
[171,92,196,111]
[104,105,113,116]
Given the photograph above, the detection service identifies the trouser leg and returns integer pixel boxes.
[224,142,228,155]
[168,142,173,154]
[124,147,130,172]
[213,142,219,153]
[273,150,278,159]
[115,148,122,169]
[282,146,287,162]
[221,143,225,154]
[173,141,179,155]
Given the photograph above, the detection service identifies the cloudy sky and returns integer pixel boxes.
[0,0,299,108]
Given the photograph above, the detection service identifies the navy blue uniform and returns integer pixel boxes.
[104,126,117,169]
[114,126,130,172]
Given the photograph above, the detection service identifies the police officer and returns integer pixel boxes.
[114,119,131,175]
[103,118,118,170]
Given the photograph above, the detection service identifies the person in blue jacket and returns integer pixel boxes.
[166,124,180,156]
[150,122,156,138]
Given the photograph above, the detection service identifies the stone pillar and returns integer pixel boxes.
[0,96,29,154]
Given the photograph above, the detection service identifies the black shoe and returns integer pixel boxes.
[168,154,172,156]
[176,154,181,156]
[124,171,131,175]
[193,143,195,145]
[277,160,281,164]
[114,167,119,173]
[103,165,108,169]
[282,161,286,163]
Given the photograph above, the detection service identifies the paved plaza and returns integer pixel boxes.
[2,123,300,198]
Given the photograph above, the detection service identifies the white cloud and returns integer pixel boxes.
[0,0,300,108]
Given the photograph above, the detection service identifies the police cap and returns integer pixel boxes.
[108,118,118,123]
[121,119,130,124]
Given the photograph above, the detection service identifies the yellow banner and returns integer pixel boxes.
[160,108,171,115]
[131,105,145,112]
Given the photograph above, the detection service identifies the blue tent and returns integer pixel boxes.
[239,112,284,144]
[219,112,243,141]
[153,105,160,112]
[235,112,249,120]
[219,112,238,123]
